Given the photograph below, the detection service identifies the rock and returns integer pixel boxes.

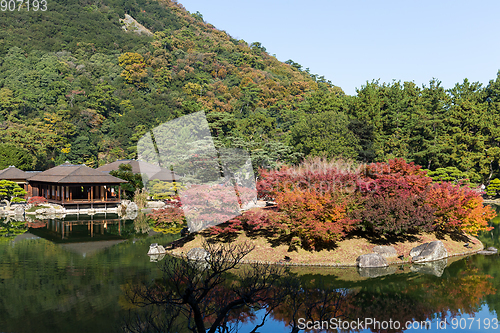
[358,265,397,278]
[410,241,448,263]
[126,202,138,212]
[487,247,498,253]
[186,248,210,261]
[356,253,388,268]
[147,201,166,209]
[36,207,56,215]
[120,14,154,36]
[477,249,498,255]
[372,245,398,258]
[147,243,166,255]
[14,205,24,215]
[410,258,448,277]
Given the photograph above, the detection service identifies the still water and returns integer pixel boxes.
[1,210,499,332]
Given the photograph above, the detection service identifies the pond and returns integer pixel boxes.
[1,210,500,332]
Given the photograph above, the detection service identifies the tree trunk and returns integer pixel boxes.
[2,199,10,210]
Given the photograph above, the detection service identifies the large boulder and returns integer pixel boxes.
[147,243,166,255]
[410,258,448,277]
[14,205,25,215]
[126,201,138,212]
[356,253,388,268]
[372,245,398,258]
[477,247,498,255]
[410,241,448,263]
[147,201,166,209]
[186,248,210,261]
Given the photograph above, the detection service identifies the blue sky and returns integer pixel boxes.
[177,0,500,95]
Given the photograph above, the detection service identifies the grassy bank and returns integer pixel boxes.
[169,230,483,267]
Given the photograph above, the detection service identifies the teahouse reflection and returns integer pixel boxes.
[28,213,127,242]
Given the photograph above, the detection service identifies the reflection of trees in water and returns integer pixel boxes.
[0,235,179,333]
[133,212,151,234]
[124,246,497,333]
[339,266,495,332]
[122,242,349,333]
[0,216,27,242]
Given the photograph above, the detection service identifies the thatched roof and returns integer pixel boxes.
[28,162,126,184]
[0,166,28,181]
[96,159,161,179]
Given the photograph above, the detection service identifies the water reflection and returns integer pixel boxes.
[0,211,499,332]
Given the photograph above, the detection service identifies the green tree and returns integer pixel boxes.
[486,178,500,197]
[290,111,360,159]
[0,143,35,170]
[425,167,471,184]
[0,180,27,208]
[110,164,144,200]
[87,83,119,117]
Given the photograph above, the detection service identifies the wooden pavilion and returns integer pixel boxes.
[27,162,127,208]
[0,166,31,194]
[96,159,162,179]
[149,168,182,182]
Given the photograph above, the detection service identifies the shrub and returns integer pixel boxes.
[179,184,243,232]
[355,158,435,236]
[428,182,495,235]
[486,178,500,197]
[147,207,186,234]
[27,196,48,206]
[257,157,362,201]
[133,189,148,209]
[212,158,495,247]
[354,188,436,236]
[211,188,357,251]
[273,189,358,250]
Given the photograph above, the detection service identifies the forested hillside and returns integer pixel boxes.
[1,0,500,184]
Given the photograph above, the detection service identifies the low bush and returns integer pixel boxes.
[147,207,186,234]
[428,181,495,235]
[210,158,495,249]
[27,196,48,206]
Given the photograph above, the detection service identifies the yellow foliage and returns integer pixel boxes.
[183,82,202,95]
[118,52,145,67]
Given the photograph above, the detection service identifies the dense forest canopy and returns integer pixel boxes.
[1,0,500,184]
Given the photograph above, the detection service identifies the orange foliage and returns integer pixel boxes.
[428,182,495,235]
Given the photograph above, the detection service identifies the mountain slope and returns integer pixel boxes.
[0,0,335,170]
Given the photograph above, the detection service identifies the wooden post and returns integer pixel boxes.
[91,186,94,203]
[70,187,73,201]
[118,185,121,201]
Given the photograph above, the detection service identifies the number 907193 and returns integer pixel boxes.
[1,0,47,11]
